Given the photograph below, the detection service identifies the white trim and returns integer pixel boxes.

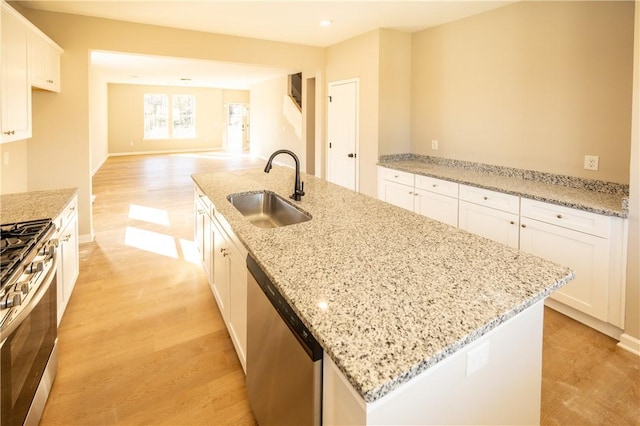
[618,334,640,356]
[79,232,94,244]
[107,147,227,157]
[544,298,623,340]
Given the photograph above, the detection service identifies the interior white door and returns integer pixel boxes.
[328,80,358,191]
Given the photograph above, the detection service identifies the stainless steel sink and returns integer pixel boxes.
[227,191,311,228]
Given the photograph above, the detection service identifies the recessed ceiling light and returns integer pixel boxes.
[320,20,333,27]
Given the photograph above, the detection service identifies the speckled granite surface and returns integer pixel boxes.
[379,154,628,217]
[192,167,574,403]
[1,188,78,224]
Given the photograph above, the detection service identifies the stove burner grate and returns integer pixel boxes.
[0,219,54,284]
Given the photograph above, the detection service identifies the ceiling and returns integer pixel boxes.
[19,1,516,89]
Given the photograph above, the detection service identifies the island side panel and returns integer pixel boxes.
[323,301,545,425]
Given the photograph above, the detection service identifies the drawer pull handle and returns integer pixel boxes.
[394,175,399,178]
[483,196,488,200]
[557,214,563,219]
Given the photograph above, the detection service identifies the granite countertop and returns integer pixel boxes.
[378,157,628,218]
[1,188,78,224]
[192,167,574,403]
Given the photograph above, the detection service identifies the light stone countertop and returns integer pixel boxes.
[192,166,574,403]
[1,188,78,224]
[378,160,628,218]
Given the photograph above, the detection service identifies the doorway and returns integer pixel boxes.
[226,103,249,152]
[327,79,359,191]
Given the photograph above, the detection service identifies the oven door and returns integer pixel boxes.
[1,264,57,426]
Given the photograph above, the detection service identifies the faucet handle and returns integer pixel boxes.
[300,181,305,195]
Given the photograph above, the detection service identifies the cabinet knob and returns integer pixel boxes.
[483,196,488,201]
[510,221,515,225]
[394,175,399,178]
[521,224,527,228]
[556,214,563,219]
[432,184,437,188]
[47,79,54,83]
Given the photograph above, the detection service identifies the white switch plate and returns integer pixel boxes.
[584,155,599,171]
[431,140,438,150]
[466,341,490,377]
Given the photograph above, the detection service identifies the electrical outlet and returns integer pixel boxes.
[584,155,599,171]
[431,140,438,150]
[466,341,490,377]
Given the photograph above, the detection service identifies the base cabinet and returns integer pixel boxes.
[55,195,79,325]
[194,185,248,371]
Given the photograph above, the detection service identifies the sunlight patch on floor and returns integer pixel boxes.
[179,238,200,265]
[124,226,178,258]
[128,204,170,226]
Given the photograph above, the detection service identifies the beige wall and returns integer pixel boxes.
[9,5,324,239]
[378,29,412,156]
[411,1,634,183]
[326,30,380,197]
[250,76,306,169]
[108,83,248,154]
[0,141,28,194]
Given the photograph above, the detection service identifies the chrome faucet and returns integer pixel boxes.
[264,149,305,201]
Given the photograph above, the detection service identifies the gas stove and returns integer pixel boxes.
[0,219,56,327]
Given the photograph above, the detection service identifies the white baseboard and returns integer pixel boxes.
[618,334,640,356]
[79,231,94,244]
[544,298,623,340]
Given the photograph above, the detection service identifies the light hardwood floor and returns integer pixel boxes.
[41,152,639,425]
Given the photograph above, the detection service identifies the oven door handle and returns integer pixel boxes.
[0,253,57,341]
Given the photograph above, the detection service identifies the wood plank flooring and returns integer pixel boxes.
[40,152,639,425]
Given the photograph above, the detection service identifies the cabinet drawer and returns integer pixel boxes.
[380,168,414,187]
[521,198,609,238]
[459,185,520,214]
[54,195,78,233]
[195,186,214,217]
[415,175,458,198]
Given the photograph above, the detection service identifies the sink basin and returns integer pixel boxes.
[227,191,311,228]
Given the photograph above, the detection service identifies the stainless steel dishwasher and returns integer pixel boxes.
[246,255,323,426]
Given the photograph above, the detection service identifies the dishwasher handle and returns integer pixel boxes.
[247,255,323,361]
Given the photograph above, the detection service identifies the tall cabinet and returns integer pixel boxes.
[1,2,63,144]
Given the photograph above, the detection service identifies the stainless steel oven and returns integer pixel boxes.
[1,220,58,426]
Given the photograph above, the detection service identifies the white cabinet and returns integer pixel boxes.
[414,175,459,227]
[520,199,625,327]
[194,185,248,372]
[55,194,79,325]
[30,33,62,92]
[1,4,32,143]
[194,189,213,283]
[377,168,415,211]
[377,167,459,226]
[458,185,520,249]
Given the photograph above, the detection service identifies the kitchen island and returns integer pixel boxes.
[192,166,574,424]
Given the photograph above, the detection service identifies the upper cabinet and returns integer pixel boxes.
[1,5,32,143]
[30,32,62,92]
[1,2,63,144]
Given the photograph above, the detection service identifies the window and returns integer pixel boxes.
[144,94,168,139]
[172,95,195,138]
[143,93,196,139]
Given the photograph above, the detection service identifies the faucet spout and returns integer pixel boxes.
[264,149,305,201]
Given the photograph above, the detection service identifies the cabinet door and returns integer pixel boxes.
[414,189,458,227]
[379,180,415,212]
[211,219,229,323]
[1,10,32,143]
[30,35,61,92]
[56,213,79,325]
[228,246,247,372]
[459,200,519,248]
[520,218,609,321]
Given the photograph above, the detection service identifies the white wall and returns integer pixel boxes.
[250,76,306,170]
